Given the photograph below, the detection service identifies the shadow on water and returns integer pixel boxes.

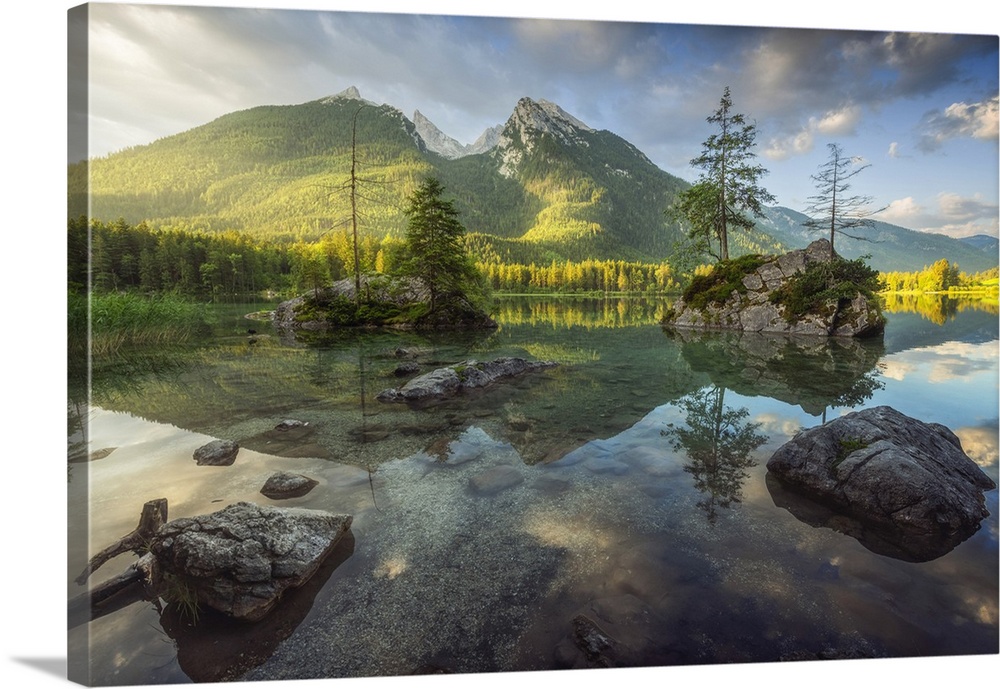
[765,474,985,562]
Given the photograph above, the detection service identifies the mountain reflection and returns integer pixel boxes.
[667,329,884,417]
[663,385,767,523]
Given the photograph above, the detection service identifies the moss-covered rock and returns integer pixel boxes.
[273,275,497,334]
[663,240,885,338]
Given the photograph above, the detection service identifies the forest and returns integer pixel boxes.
[69,216,997,302]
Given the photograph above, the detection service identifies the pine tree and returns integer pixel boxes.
[402,177,480,312]
[672,87,774,261]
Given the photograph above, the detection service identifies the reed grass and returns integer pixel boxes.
[68,291,205,357]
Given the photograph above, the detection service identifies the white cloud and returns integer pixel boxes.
[879,196,925,224]
[887,141,901,158]
[762,130,815,161]
[954,426,999,468]
[879,359,915,381]
[877,193,999,238]
[813,105,862,135]
[762,104,863,161]
[919,94,999,151]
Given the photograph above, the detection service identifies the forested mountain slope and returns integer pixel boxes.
[69,89,693,262]
[69,88,992,272]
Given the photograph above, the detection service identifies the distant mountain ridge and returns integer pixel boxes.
[758,206,998,273]
[960,234,1000,254]
[69,86,997,272]
[413,110,501,159]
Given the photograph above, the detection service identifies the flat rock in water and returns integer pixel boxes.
[767,406,995,556]
[150,502,352,621]
[377,357,557,403]
[193,439,240,466]
[260,472,319,499]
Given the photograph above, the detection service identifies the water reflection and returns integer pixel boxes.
[664,386,767,523]
[766,474,984,562]
[492,296,667,330]
[882,292,999,325]
[71,296,999,681]
[667,329,884,418]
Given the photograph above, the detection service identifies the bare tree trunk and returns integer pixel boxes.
[75,498,167,585]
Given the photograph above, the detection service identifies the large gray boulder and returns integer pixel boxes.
[377,357,557,403]
[664,239,884,337]
[767,406,995,553]
[150,502,352,621]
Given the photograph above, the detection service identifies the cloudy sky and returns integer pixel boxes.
[75,1,999,239]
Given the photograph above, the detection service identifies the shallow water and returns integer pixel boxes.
[68,296,999,684]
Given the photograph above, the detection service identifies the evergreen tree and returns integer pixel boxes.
[402,177,480,311]
[673,87,774,261]
[802,143,885,258]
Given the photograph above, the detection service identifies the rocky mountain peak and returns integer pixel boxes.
[468,124,503,155]
[412,110,468,160]
[495,97,594,177]
[320,86,377,106]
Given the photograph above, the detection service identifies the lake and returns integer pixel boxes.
[68,295,999,684]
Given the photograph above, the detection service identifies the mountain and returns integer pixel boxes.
[960,234,1000,254]
[412,110,468,159]
[69,88,694,261]
[757,207,999,273]
[413,111,503,159]
[68,87,992,271]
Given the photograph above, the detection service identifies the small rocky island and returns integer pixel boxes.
[663,239,885,337]
[272,275,497,334]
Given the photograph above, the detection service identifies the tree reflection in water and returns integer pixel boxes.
[663,385,767,523]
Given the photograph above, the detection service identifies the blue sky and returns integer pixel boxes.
[77,1,999,239]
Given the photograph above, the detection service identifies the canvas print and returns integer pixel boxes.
[67,2,999,686]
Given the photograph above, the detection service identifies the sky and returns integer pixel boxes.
[0,6,997,689]
[73,1,999,240]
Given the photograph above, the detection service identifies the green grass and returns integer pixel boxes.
[69,291,206,356]
[769,257,882,322]
[681,254,768,310]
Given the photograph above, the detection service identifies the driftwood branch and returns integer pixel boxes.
[68,552,162,629]
[75,498,167,585]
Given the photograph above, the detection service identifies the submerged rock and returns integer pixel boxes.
[193,439,240,466]
[150,502,352,621]
[555,595,677,669]
[469,465,524,495]
[377,357,558,403]
[393,362,420,377]
[767,406,995,557]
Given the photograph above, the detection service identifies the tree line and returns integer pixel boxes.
[70,215,688,299]
[880,260,998,293]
